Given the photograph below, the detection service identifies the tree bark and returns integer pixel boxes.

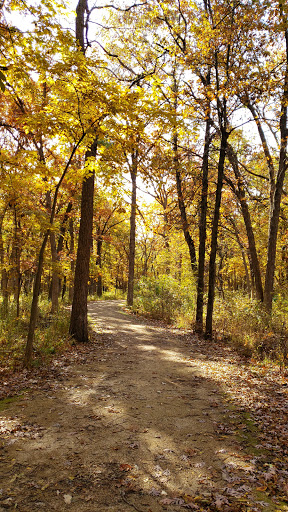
[24,232,49,367]
[69,145,96,340]
[127,150,138,307]
[69,0,98,338]
[69,217,75,302]
[0,206,8,314]
[205,128,229,338]
[50,231,59,313]
[229,216,251,296]
[96,235,103,297]
[173,132,197,274]
[264,27,288,312]
[225,144,263,301]
[13,206,21,318]
[195,115,212,332]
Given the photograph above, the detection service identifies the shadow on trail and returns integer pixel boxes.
[0,300,286,512]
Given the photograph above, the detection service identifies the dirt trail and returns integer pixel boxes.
[0,301,285,511]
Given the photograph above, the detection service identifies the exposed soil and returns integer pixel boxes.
[0,300,288,512]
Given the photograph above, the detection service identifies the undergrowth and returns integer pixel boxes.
[211,291,288,366]
[0,295,71,370]
[134,279,288,366]
[133,275,195,326]
[88,288,126,301]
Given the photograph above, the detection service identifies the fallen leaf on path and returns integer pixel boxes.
[119,464,133,471]
[63,494,72,504]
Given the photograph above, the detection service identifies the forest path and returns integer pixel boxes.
[0,300,287,511]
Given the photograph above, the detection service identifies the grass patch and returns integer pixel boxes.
[0,295,72,370]
[133,275,195,324]
[0,395,23,411]
[213,291,288,366]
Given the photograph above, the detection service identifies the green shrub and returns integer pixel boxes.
[213,291,288,365]
[0,295,71,369]
[134,275,195,325]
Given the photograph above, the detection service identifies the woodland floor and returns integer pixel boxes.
[0,300,288,512]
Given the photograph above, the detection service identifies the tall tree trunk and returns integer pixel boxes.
[24,137,87,366]
[205,128,229,338]
[0,206,8,314]
[50,231,59,313]
[96,235,103,297]
[13,205,21,318]
[69,217,75,302]
[195,114,212,332]
[229,216,251,296]
[173,132,197,274]
[69,151,96,340]
[264,27,288,312]
[24,232,49,366]
[225,144,263,301]
[69,0,98,338]
[127,150,137,307]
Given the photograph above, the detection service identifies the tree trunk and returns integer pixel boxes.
[14,208,21,318]
[96,236,103,297]
[229,216,251,296]
[264,28,288,312]
[69,217,75,302]
[127,150,137,307]
[195,115,212,332]
[205,128,229,338]
[0,206,8,314]
[69,0,98,337]
[24,232,49,367]
[69,152,96,341]
[173,132,197,274]
[226,144,263,301]
[50,231,59,313]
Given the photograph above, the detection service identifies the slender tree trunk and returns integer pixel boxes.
[195,115,212,332]
[96,236,103,297]
[0,207,8,314]
[205,128,229,338]
[69,217,75,302]
[246,100,275,213]
[24,136,87,366]
[24,232,49,366]
[229,216,251,296]
[226,144,263,301]
[14,208,21,318]
[50,232,59,313]
[264,28,288,312]
[127,150,137,307]
[173,133,197,273]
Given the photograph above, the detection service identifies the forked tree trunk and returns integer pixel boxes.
[205,128,229,338]
[195,115,212,332]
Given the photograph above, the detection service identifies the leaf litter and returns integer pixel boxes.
[0,300,288,511]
